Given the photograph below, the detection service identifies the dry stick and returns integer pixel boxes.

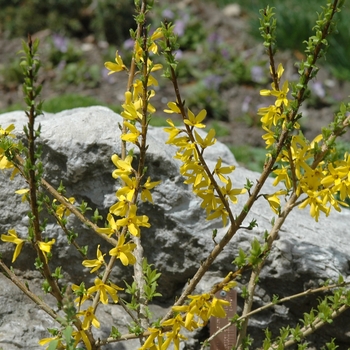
[133,27,152,332]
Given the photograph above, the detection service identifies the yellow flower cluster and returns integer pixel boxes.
[258,64,293,149]
[164,103,246,226]
[0,124,19,179]
[68,32,166,349]
[259,64,350,220]
[92,29,162,269]
[140,293,230,350]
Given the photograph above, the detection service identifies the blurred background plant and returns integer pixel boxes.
[1,0,350,173]
[0,0,135,44]
[205,0,350,81]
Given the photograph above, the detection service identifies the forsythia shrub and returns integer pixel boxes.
[0,0,350,349]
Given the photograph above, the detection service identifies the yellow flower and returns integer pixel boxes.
[104,50,127,74]
[195,186,219,213]
[206,204,229,227]
[274,63,284,79]
[222,281,237,292]
[0,124,15,137]
[139,327,164,350]
[116,204,151,237]
[116,175,138,201]
[185,293,211,327]
[264,190,287,214]
[121,121,140,144]
[71,282,90,307]
[284,134,312,179]
[37,239,55,263]
[38,335,62,348]
[262,125,276,149]
[121,91,143,120]
[261,80,289,107]
[77,306,100,330]
[1,228,24,262]
[164,119,183,144]
[298,190,330,222]
[82,245,106,273]
[338,178,350,201]
[221,178,247,204]
[141,177,161,203]
[273,166,292,190]
[54,196,75,219]
[87,278,123,305]
[109,233,136,266]
[15,188,30,202]
[111,154,134,178]
[161,329,186,350]
[184,109,206,129]
[109,195,129,217]
[321,163,348,189]
[73,330,91,350]
[96,213,118,237]
[0,153,13,170]
[194,129,216,149]
[181,160,206,188]
[297,166,323,196]
[164,101,181,114]
[213,158,235,184]
[258,105,283,128]
[161,314,185,333]
[207,296,230,318]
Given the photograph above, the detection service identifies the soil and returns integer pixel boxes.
[1,0,350,149]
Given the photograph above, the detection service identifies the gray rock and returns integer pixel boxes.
[0,106,350,349]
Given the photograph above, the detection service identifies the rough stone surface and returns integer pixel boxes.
[0,106,350,349]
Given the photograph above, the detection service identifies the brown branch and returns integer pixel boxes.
[0,259,58,320]
[41,178,119,247]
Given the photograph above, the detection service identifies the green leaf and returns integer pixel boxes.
[47,339,60,350]
[62,326,73,343]
[110,325,121,339]
[233,248,247,267]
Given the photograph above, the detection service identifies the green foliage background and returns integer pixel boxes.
[211,0,350,80]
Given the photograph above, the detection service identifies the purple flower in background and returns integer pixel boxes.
[52,34,68,53]
[208,32,222,48]
[173,19,186,37]
[174,49,183,60]
[310,81,326,98]
[250,66,265,84]
[242,96,252,113]
[162,8,174,19]
[57,60,66,72]
[220,48,230,60]
[102,67,116,84]
[173,12,189,37]
[204,74,223,91]
[123,38,135,51]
